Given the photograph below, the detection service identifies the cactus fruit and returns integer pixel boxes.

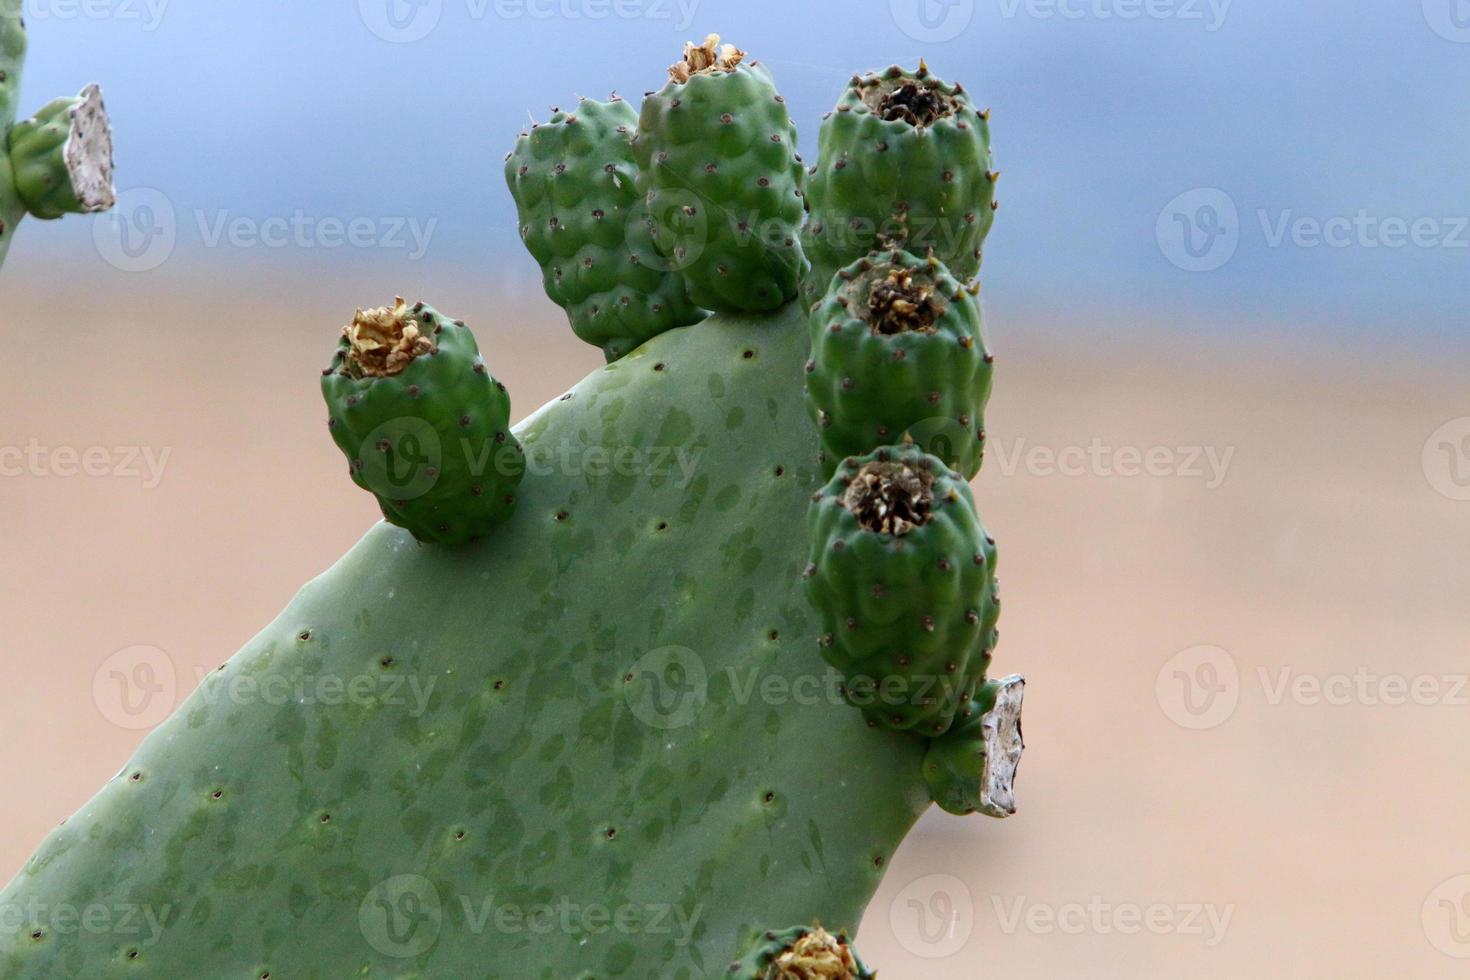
[923,674,1026,817]
[805,443,999,735]
[806,248,993,479]
[1,42,1024,979]
[505,95,704,362]
[321,298,524,545]
[0,0,115,270]
[728,925,876,979]
[634,35,807,313]
[803,63,995,303]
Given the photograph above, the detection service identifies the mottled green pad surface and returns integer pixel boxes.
[0,304,932,978]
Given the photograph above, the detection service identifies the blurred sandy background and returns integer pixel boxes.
[1,264,1466,977]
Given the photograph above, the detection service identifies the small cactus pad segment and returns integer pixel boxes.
[3,305,933,976]
[635,35,807,313]
[0,0,24,129]
[505,95,704,362]
[806,248,992,479]
[321,298,524,545]
[803,62,995,302]
[923,674,1026,817]
[8,84,115,219]
[806,443,1000,734]
[728,925,877,979]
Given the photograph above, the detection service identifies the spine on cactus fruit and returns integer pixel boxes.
[804,443,999,735]
[505,94,703,362]
[320,298,525,546]
[634,34,807,313]
[8,84,115,219]
[803,61,996,304]
[923,673,1026,817]
[805,248,992,480]
[727,925,875,980]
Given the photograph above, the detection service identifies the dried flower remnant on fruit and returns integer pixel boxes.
[343,297,435,378]
[770,928,861,980]
[842,461,934,535]
[866,265,941,335]
[669,33,746,83]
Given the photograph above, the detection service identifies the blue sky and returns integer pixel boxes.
[10,0,1470,336]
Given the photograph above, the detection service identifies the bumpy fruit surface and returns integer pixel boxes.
[923,675,1024,817]
[635,35,806,313]
[806,248,992,479]
[806,444,999,734]
[804,63,996,301]
[321,298,524,545]
[728,925,876,980]
[505,95,703,361]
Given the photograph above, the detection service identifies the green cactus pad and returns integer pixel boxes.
[321,298,525,546]
[923,675,1026,817]
[803,63,996,302]
[1,305,956,978]
[505,95,703,362]
[727,925,876,979]
[805,443,999,735]
[806,249,992,480]
[635,35,807,313]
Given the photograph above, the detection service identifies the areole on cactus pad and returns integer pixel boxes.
[1,32,1024,978]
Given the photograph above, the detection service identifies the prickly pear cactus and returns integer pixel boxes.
[505,95,704,362]
[803,62,996,303]
[0,37,1024,979]
[634,35,807,313]
[0,0,116,270]
[806,248,992,479]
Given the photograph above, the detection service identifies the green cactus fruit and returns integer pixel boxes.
[0,304,980,978]
[635,35,807,313]
[803,62,996,303]
[728,925,876,979]
[505,94,704,362]
[0,0,116,271]
[8,84,115,219]
[923,674,1026,817]
[806,248,993,480]
[321,298,524,545]
[805,443,999,735]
